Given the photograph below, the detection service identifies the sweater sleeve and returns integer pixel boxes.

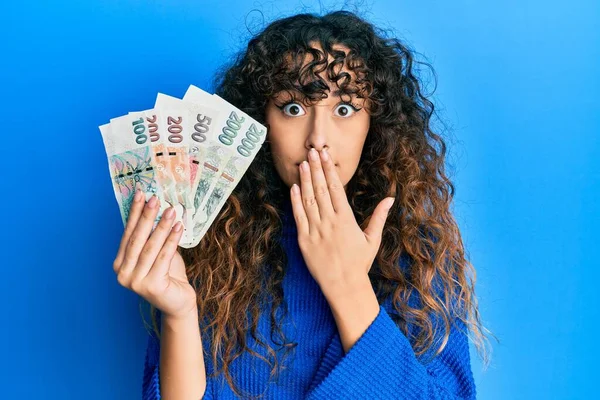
[141,332,214,400]
[305,305,476,400]
[141,333,161,400]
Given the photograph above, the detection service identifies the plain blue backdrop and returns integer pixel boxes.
[1,0,597,398]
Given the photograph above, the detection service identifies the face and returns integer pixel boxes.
[265,43,370,192]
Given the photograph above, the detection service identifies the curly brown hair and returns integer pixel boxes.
[142,10,496,399]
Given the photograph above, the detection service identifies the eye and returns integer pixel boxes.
[278,102,306,117]
[334,103,361,118]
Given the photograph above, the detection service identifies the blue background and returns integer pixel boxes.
[1,0,597,398]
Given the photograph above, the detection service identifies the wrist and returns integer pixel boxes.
[322,274,372,304]
[161,307,199,329]
[326,278,377,310]
[328,282,379,320]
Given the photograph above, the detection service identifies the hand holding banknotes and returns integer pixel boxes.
[112,190,197,320]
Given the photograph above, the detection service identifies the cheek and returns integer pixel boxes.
[337,136,368,183]
[268,138,294,163]
[267,120,305,162]
[266,135,298,184]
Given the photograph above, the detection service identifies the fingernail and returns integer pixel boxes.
[164,207,174,219]
[134,190,143,202]
[291,184,300,195]
[173,221,183,232]
[309,148,318,161]
[321,148,329,161]
[386,197,395,210]
[148,195,158,208]
[301,161,309,172]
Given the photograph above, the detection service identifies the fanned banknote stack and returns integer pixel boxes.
[99,85,267,248]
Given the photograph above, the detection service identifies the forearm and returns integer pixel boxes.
[326,279,380,354]
[160,309,207,400]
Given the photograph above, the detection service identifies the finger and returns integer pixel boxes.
[119,194,161,277]
[114,189,145,272]
[146,221,185,281]
[320,148,352,215]
[364,197,395,245]
[308,148,334,219]
[290,183,309,235]
[299,160,321,229]
[130,206,177,283]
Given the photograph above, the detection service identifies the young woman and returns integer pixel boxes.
[113,10,494,400]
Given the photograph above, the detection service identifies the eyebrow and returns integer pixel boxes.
[273,86,365,101]
[279,89,361,98]
[333,88,365,97]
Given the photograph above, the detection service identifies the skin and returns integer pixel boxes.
[265,42,370,192]
[266,43,397,353]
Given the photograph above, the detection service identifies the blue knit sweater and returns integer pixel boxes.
[141,196,477,399]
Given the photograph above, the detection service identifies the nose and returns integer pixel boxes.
[305,107,331,152]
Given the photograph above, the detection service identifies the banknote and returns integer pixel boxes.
[100,113,187,241]
[130,109,189,242]
[156,107,195,238]
[181,86,235,222]
[136,110,178,205]
[154,93,221,212]
[182,86,267,247]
